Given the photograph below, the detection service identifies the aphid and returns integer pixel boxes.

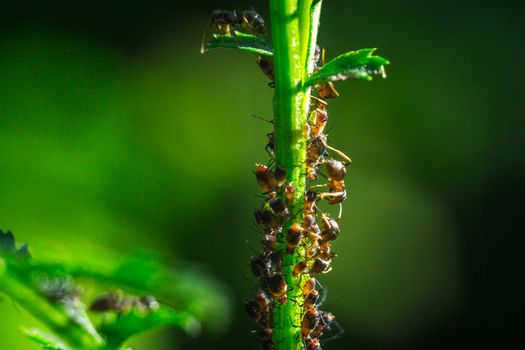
[284,183,295,204]
[255,208,279,232]
[255,290,272,314]
[268,250,283,273]
[255,163,275,193]
[255,164,286,195]
[261,233,277,251]
[304,190,318,214]
[320,214,340,241]
[325,159,347,181]
[272,165,287,188]
[310,258,332,274]
[269,197,290,223]
[292,261,308,278]
[244,299,263,322]
[39,277,81,304]
[301,306,321,337]
[285,223,303,254]
[250,255,270,278]
[266,273,288,304]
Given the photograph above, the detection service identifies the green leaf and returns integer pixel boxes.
[0,230,31,261]
[305,48,389,87]
[203,33,273,56]
[98,305,200,348]
[22,328,70,350]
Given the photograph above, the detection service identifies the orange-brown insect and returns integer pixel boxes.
[301,305,321,337]
[255,164,287,195]
[200,9,267,53]
[304,190,318,214]
[320,214,340,241]
[244,298,263,322]
[284,183,295,204]
[304,336,322,350]
[257,56,275,87]
[325,159,347,181]
[315,47,340,100]
[303,277,317,296]
[285,223,303,254]
[310,258,332,274]
[292,261,308,278]
[255,290,272,315]
[309,104,329,139]
[266,273,288,304]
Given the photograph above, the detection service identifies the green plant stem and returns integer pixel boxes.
[0,258,106,349]
[269,0,321,349]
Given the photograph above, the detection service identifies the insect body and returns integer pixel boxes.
[90,292,159,314]
[201,9,267,54]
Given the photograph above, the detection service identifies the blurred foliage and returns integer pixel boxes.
[0,231,230,349]
[0,0,524,349]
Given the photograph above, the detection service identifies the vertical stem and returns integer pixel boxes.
[269,1,321,349]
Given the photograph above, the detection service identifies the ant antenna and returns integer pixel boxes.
[251,113,274,124]
[326,144,352,165]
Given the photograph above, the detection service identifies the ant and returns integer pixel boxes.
[257,56,275,87]
[89,291,159,314]
[320,213,340,242]
[200,9,267,53]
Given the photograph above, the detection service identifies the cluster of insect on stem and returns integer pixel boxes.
[201,7,351,350]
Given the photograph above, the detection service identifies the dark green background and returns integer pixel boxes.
[1,0,523,349]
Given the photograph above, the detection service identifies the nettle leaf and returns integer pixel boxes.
[305,48,389,87]
[0,230,31,261]
[203,33,273,56]
[99,306,200,348]
[22,328,70,350]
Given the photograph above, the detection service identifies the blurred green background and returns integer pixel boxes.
[1,0,523,349]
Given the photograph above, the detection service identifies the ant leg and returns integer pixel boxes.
[317,287,328,308]
[321,319,345,344]
[199,19,212,54]
[310,95,328,106]
[309,183,328,190]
